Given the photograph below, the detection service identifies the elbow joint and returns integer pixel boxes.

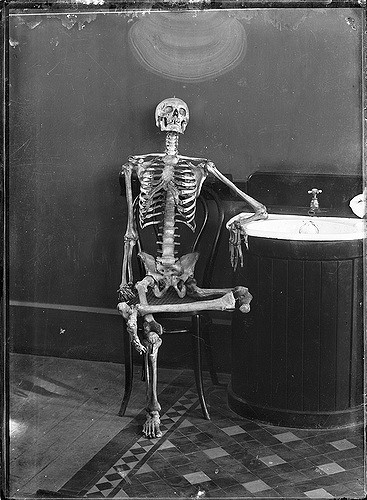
[258,205,268,219]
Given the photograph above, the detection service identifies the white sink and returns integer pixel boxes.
[226,213,365,241]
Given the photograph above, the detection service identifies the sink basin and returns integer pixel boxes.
[226,213,365,241]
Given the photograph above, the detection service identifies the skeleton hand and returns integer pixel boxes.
[132,337,147,355]
[118,283,137,303]
[228,221,247,271]
[117,302,147,355]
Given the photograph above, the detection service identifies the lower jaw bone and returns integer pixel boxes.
[137,291,236,315]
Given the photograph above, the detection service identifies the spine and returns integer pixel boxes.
[165,132,179,155]
[156,131,180,266]
[158,190,176,266]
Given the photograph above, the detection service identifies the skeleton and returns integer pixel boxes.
[117,97,267,438]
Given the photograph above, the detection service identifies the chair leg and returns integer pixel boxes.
[141,351,146,382]
[202,317,220,385]
[118,324,133,417]
[191,314,210,420]
[202,316,220,386]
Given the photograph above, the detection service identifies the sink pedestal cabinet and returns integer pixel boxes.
[229,237,364,429]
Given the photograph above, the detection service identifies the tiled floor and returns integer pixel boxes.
[9,354,366,499]
[63,380,364,499]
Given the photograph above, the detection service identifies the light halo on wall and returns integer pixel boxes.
[128,11,247,83]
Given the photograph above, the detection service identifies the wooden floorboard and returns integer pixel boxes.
[8,353,182,497]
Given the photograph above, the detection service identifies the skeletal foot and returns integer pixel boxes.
[142,411,162,439]
[233,286,252,313]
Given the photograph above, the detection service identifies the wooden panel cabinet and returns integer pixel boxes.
[229,237,364,428]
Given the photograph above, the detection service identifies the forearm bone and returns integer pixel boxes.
[119,160,139,298]
[205,161,268,222]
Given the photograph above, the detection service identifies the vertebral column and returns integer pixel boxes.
[158,189,176,267]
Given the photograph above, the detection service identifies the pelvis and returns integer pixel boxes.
[138,251,199,298]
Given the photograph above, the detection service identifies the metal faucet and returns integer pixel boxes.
[308,188,322,214]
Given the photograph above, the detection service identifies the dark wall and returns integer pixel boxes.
[8,8,363,369]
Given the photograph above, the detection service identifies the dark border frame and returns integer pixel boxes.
[1,1,365,499]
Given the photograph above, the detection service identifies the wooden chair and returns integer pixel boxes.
[118,176,226,420]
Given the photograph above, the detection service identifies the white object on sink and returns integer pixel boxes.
[349,192,366,219]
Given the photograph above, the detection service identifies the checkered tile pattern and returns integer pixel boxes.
[85,388,199,497]
[58,380,365,499]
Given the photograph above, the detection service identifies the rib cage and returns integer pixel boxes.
[137,158,206,232]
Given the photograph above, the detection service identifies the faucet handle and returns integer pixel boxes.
[308,188,322,196]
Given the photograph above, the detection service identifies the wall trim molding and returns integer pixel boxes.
[9,300,231,325]
[9,300,119,316]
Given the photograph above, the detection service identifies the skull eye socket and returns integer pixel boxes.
[165,105,173,113]
[179,108,187,116]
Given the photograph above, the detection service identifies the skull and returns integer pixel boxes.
[155,97,189,134]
